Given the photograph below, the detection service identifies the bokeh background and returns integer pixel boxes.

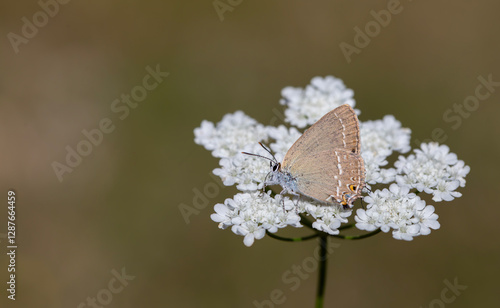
[1,1,499,307]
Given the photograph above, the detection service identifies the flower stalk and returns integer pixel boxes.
[316,235,328,308]
[266,221,382,307]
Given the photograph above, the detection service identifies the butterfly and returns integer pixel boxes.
[244,104,365,209]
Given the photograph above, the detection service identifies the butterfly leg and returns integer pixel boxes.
[277,188,298,213]
[341,198,349,210]
[259,182,267,197]
[292,194,301,214]
[359,184,370,210]
[278,191,287,213]
[285,190,302,213]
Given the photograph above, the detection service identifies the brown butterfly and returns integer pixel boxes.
[244,104,365,209]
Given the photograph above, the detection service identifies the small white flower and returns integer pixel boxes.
[392,224,421,241]
[448,160,470,187]
[210,199,243,230]
[377,168,398,184]
[232,222,266,247]
[266,125,302,156]
[432,180,462,202]
[412,205,440,236]
[354,209,379,231]
[301,202,352,235]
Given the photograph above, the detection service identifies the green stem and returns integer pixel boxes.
[265,218,381,308]
[332,228,382,240]
[338,223,354,230]
[315,235,328,308]
[299,213,315,230]
[265,230,319,242]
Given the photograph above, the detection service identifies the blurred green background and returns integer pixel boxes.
[1,1,499,307]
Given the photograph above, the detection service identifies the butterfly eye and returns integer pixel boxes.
[272,164,278,172]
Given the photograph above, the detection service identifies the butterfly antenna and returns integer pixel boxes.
[241,142,278,163]
[241,152,275,163]
[258,142,278,163]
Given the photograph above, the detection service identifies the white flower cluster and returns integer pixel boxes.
[194,76,470,246]
[211,192,302,247]
[280,76,358,128]
[355,184,440,241]
[194,112,269,191]
[194,111,268,158]
[360,115,411,185]
[394,143,470,202]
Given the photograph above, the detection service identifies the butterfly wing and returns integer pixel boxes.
[287,149,365,205]
[282,104,361,168]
